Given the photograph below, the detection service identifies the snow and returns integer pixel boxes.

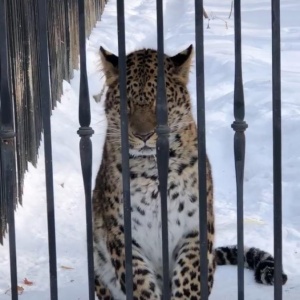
[0,0,299,299]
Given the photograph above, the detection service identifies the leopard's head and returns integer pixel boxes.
[100,45,194,156]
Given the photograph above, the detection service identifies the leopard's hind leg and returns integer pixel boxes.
[95,275,114,300]
[171,230,216,300]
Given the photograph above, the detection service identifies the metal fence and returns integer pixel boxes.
[0,0,283,300]
[0,0,107,299]
[0,0,107,243]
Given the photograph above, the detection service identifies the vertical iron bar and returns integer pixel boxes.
[77,0,95,300]
[0,0,18,298]
[194,1,208,299]
[156,1,170,299]
[116,1,133,299]
[36,1,58,299]
[271,0,282,299]
[231,1,248,300]
[0,157,2,244]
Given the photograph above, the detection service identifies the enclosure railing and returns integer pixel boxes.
[0,0,283,299]
[0,0,107,244]
[0,0,107,299]
[272,0,283,298]
[232,0,247,298]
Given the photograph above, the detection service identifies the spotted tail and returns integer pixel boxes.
[214,246,288,285]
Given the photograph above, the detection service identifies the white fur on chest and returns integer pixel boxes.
[119,171,199,276]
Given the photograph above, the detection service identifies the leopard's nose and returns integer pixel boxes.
[133,131,155,142]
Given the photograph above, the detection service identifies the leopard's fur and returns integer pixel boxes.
[93,45,287,300]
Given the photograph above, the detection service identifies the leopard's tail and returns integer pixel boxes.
[214,245,288,285]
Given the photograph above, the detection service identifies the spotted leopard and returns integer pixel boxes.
[93,45,287,299]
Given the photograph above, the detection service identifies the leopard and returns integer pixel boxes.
[92,45,288,300]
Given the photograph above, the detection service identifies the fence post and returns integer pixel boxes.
[36,0,58,298]
[194,1,209,299]
[0,0,18,298]
[271,0,283,299]
[116,0,134,298]
[156,0,171,298]
[77,0,95,299]
[231,1,248,300]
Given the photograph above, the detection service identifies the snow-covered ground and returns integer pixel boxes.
[0,0,299,299]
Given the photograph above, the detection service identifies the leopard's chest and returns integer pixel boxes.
[118,165,199,275]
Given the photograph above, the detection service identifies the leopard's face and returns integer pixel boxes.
[100,45,194,156]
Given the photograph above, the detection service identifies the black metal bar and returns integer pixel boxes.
[0,156,3,244]
[0,0,7,246]
[156,1,170,299]
[36,1,58,299]
[194,1,208,299]
[0,0,18,298]
[271,0,282,299]
[77,1,95,300]
[231,1,248,300]
[116,1,134,299]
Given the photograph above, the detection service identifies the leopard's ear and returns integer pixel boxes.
[100,46,119,86]
[170,44,193,84]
